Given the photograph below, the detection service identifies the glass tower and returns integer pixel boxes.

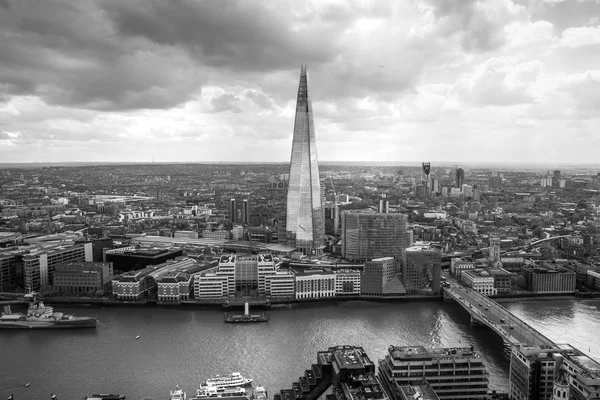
[286,65,325,256]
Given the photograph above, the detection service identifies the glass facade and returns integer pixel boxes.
[286,65,325,255]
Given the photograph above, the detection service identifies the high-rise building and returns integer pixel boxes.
[403,245,441,295]
[378,193,389,213]
[285,65,325,256]
[456,168,465,189]
[229,198,237,224]
[241,198,249,225]
[341,212,408,265]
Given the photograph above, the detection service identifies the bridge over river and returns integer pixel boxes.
[443,283,555,347]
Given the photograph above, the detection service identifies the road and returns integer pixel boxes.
[442,272,554,347]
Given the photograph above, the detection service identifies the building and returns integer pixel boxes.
[156,272,193,302]
[360,257,397,296]
[403,245,441,295]
[378,345,489,400]
[509,343,600,400]
[523,263,576,293]
[111,256,197,300]
[488,267,512,294]
[105,247,183,272]
[341,212,408,264]
[265,270,295,298]
[451,258,476,279]
[285,65,325,256]
[489,237,501,265]
[23,242,93,292]
[193,254,282,300]
[0,253,18,292]
[295,268,335,299]
[333,269,361,296]
[53,261,113,296]
[461,269,497,296]
[394,385,440,400]
[456,168,465,189]
[509,345,559,400]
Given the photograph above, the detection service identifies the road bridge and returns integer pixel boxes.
[444,284,555,347]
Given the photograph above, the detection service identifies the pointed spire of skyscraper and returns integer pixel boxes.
[286,65,325,256]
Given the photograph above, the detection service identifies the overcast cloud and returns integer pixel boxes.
[0,0,599,164]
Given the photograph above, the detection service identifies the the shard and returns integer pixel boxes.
[286,65,325,256]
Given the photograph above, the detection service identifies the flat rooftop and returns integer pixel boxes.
[390,345,480,360]
[333,348,365,369]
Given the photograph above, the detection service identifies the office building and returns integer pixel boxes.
[156,271,193,302]
[456,168,465,189]
[378,345,489,400]
[403,245,441,295]
[461,269,497,296]
[194,254,283,299]
[295,269,335,299]
[53,261,113,296]
[523,263,576,293]
[111,256,197,300]
[0,253,18,292]
[341,212,408,264]
[229,198,237,223]
[333,269,361,296]
[509,343,600,400]
[378,193,389,214]
[23,242,93,292]
[285,65,325,256]
[361,257,398,296]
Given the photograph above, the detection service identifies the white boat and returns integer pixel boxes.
[171,385,187,400]
[204,372,252,388]
[252,386,268,400]
[194,386,248,399]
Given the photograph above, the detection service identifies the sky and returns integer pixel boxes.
[0,0,599,165]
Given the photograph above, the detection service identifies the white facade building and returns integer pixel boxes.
[334,269,361,296]
[461,269,497,296]
[295,270,335,299]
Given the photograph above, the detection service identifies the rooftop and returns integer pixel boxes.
[389,345,480,361]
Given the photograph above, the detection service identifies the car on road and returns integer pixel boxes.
[500,318,505,323]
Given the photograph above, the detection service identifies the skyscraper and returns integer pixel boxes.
[455,167,465,189]
[286,65,325,255]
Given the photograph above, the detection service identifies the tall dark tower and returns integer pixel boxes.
[422,162,431,194]
[456,168,465,189]
[229,198,237,224]
[286,65,325,256]
[241,198,249,225]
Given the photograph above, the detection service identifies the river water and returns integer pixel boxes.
[1,299,599,400]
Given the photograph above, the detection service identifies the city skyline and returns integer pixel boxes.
[1,0,600,164]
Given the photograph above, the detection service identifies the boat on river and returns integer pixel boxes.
[204,372,252,388]
[0,293,97,329]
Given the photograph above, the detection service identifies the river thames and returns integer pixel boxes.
[1,299,599,399]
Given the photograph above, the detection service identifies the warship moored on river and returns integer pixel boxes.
[0,293,97,329]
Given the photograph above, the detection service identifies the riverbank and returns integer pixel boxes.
[25,292,600,310]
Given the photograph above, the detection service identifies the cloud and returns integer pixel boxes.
[0,0,599,163]
[0,0,206,110]
[560,25,600,47]
[449,58,543,106]
[420,0,527,52]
